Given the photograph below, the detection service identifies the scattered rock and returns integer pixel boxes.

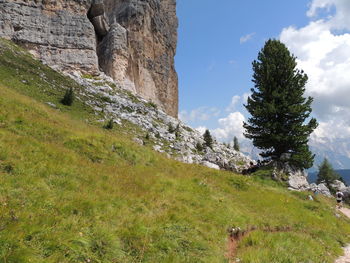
[133,137,144,145]
[309,183,332,197]
[201,161,220,170]
[331,180,347,192]
[65,72,254,172]
[46,102,57,108]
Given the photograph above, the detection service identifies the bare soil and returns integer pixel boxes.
[335,207,350,263]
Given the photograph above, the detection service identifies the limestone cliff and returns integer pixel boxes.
[0,0,178,117]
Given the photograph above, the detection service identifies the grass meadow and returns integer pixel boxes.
[1,38,350,262]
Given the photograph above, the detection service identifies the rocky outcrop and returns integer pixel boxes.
[331,180,347,192]
[101,0,178,117]
[309,183,332,197]
[0,0,178,117]
[66,71,253,172]
[271,161,333,196]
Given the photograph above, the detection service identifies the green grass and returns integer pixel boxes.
[1,39,350,263]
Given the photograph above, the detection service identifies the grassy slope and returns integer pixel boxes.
[1,39,350,263]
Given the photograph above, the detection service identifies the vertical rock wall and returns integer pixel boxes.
[0,0,178,117]
[0,0,99,74]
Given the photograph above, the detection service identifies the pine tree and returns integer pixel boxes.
[196,142,204,152]
[61,87,74,106]
[316,158,340,187]
[233,136,240,151]
[243,39,318,169]
[203,129,213,149]
[104,119,114,130]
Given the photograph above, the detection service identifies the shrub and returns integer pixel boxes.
[233,136,240,151]
[203,129,213,149]
[60,87,74,106]
[104,119,114,130]
[316,158,340,189]
[196,142,204,152]
[147,101,157,109]
[168,123,176,133]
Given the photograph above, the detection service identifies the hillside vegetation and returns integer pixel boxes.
[1,39,350,263]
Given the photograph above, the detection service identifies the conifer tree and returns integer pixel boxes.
[203,129,213,149]
[61,87,74,106]
[243,39,318,169]
[316,158,340,187]
[233,136,240,152]
[104,119,114,130]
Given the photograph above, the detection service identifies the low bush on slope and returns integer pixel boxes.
[1,39,350,262]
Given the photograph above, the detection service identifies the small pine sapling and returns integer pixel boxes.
[61,87,74,106]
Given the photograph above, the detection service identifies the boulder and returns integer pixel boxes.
[271,161,310,190]
[309,183,332,197]
[330,180,347,192]
[288,173,310,191]
[201,161,220,170]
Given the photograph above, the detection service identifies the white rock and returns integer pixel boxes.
[201,161,220,170]
[46,102,57,108]
[288,174,310,191]
[309,183,332,197]
[331,180,347,192]
[153,145,163,152]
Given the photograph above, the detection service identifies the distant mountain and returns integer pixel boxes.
[309,137,350,171]
[308,170,350,185]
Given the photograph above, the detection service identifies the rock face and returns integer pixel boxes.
[0,0,178,117]
[0,0,98,73]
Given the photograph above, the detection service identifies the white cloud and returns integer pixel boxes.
[281,22,350,121]
[179,107,221,124]
[280,0,350,167]
[195,126,207,135]
[226,95,241,112]
[240,32,256,44]
[311,119,350,141]
[212,112,246,142]
[307,0,350,30]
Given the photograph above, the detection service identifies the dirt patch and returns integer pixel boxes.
[335,207,350,263]
[225,226,293,262]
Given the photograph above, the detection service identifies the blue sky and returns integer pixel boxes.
[175,0,350,169]
[176,0,310,128]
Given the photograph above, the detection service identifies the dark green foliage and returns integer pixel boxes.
[147,101,157,109]
[233,136,240,152]
[203,129,213,149]
[145,133,150,140]
[168,123,176,133]
[61,87,74,106]
[195,142,204,152]
[316,158,341,188]
[104,119,114,130]
[175,124,181,139]
[244,39,318,169]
